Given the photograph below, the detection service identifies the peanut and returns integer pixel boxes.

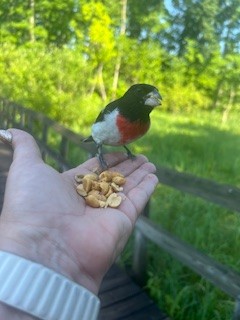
[75,170,126,208]
[109,171,125,178]
[75,174,84,183]
[111,182,123,192]
[82,178,92,193]
[88,190,107,202]
[112,176,126,186]
[100,181,110,195]
[105,193,122,208]
[99,171,112,182]
[91,181,101,191]
[76,184,87,197]
[84,173,98,181]
[85,195,100,208]
[105,186,114,198]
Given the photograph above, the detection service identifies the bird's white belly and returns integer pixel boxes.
[91,109,121,146]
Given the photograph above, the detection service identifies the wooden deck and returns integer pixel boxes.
[0,141,169,320]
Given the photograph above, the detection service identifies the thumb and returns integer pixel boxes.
[8,129,43,165]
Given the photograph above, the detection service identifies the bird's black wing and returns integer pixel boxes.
[83,98,121,143]
[95,98,121,123]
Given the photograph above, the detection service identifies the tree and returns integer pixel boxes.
[165,0,219,56]
[112,0,127,98]
[0,0,33,45]
[127,0,165,40]
[0,0,80,46]
[216,0,240,55]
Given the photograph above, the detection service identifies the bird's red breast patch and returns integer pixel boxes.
[116,114,150,144]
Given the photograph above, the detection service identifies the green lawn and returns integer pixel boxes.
[133,110,240,185]
[120,110,240,320]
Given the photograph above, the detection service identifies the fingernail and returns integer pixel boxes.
[0,130,13,144]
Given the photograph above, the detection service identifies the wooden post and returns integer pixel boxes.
[41,123,48,161]
[59,136,68,172]
[6,104,10,128]
[0,101,3,127]
[132,201,150,284]
[233,296,240,320]
[20,109,25,128]
[26,114,33,133]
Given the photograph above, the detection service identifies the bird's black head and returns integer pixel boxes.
[123,84,162,108]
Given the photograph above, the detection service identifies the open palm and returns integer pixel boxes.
[0,129,158,294]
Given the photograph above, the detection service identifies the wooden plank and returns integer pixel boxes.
[0,142,12,212]
[100,282,140,307]
[2,100,97,156]
[99,271,131,293]
[132,202,150,283]
[0,173,7,211]
[136,216,240,299]
[0,143,12,172]
[99,265,168,320]
[123,305,170,320]
[99,292,160,319]
[156,166,240,213]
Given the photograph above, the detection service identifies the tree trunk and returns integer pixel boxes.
[29,0,35,42]
[221,86,235,124]
[112,0,127,99]
[97,63,107,101]
[212,80,223,110]
[89,64,107,101]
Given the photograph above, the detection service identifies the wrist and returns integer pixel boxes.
[0,220,99,295]
[0,251,100,320]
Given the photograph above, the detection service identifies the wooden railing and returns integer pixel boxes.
[1,99,240,319]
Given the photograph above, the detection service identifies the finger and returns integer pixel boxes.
[123,162,157,193]
[110,154,149,177]
[8,129,43,164]
[129,173,158,213]
[121,173,159,223]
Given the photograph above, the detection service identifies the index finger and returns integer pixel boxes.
[8,129,43,165]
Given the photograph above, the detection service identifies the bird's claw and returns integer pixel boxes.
[124,145,136,161]
[97,152,108,170]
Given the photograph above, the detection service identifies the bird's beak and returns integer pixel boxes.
[155,91,162,106]
[145,90,162,107]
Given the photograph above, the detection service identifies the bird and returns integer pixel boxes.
[84,83,162,169]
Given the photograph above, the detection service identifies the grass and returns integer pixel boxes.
[57,108,240,319]
[133,110,240,185]
[116,110,240,319]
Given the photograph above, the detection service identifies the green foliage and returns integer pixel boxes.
[0,44,104,127]
[0,0,239,114]
[81,1,116,64]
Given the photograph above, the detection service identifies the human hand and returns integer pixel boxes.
[0,129,158,294]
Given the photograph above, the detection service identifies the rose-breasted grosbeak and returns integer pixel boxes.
[84,83,162,169]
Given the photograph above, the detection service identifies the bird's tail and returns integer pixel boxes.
[82,135,94,143]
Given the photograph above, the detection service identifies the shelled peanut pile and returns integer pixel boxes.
[75,171,126,208]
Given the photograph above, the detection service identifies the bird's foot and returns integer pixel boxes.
[97,152,108,170]
[96,144,108,170]
[123,145,136,161]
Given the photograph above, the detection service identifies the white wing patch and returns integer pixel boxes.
[91,109,121,146]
